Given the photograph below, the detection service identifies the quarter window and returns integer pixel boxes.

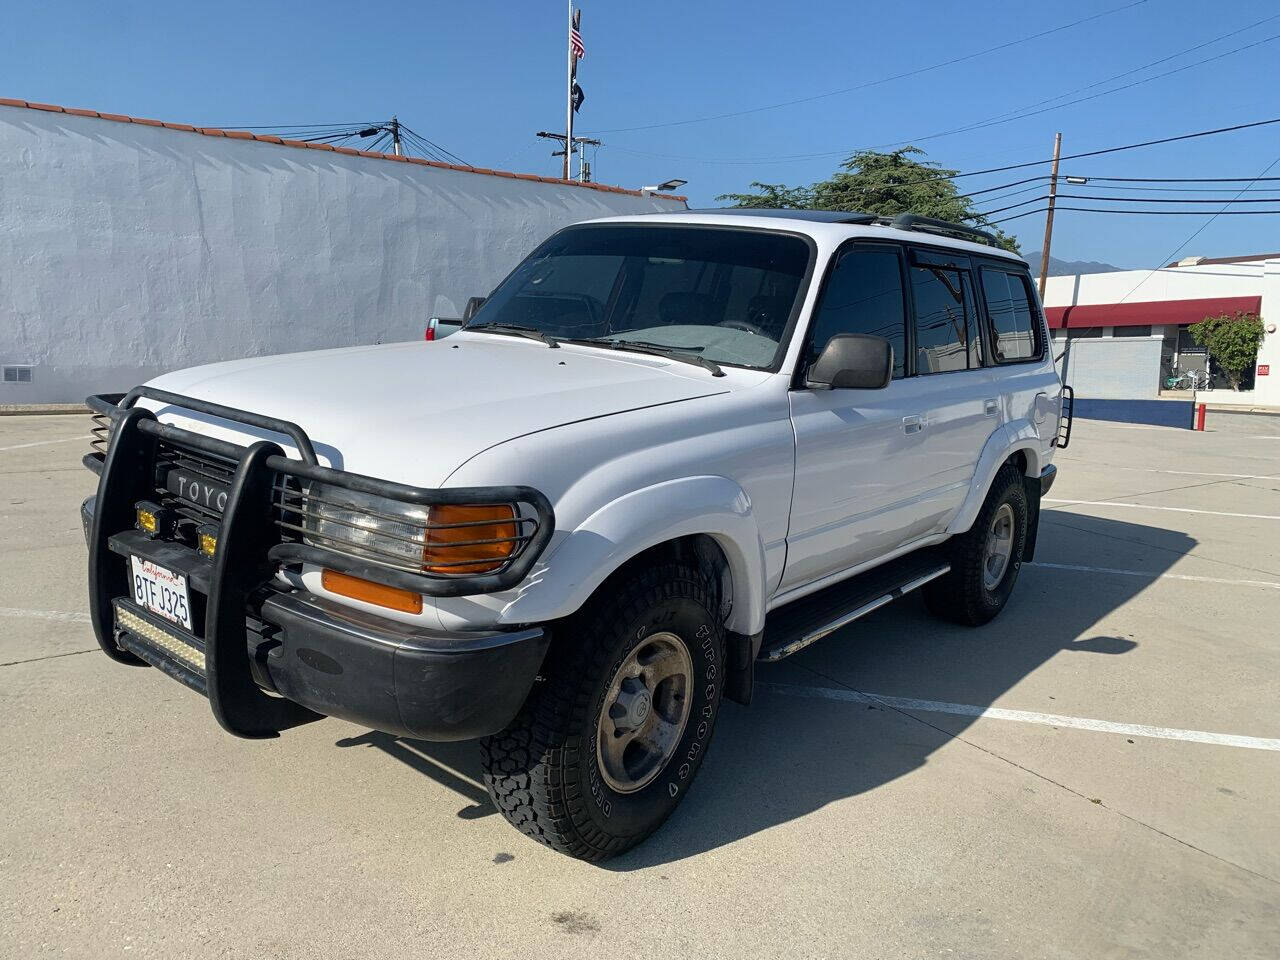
[980,268,1043,362]
[910,264,981,373]
[807,247,907,379]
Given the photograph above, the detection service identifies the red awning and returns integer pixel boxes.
[1044,295,1262,330]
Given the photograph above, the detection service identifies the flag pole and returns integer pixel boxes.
[564,0,574,181]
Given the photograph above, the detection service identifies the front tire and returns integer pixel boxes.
[924,463,1028,626]
[481,560,725,861]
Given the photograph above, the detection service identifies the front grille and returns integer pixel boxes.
[153,440,237,524]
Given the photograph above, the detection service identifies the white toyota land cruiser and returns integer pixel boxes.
[82,209,1068,861]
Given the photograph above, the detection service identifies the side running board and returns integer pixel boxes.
[759,550,950,662]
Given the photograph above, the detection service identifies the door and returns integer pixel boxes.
[783,242,997,592]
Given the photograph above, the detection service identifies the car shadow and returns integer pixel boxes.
[332,514,1193,868]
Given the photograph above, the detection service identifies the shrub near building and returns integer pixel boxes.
[1190,312,1265,391]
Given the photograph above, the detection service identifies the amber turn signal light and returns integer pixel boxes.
[423,504,518,575]
[321,569,424,614]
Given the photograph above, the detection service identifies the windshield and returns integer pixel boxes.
[465,224,812,369]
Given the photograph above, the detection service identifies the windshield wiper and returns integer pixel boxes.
[570,337,724,377]
[467,323,560,348]
[613,339,706,352]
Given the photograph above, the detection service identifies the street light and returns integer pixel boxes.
[1065,176,1088,185]
[642,178,688,193]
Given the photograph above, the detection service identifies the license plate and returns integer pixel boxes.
[129,556,193,631]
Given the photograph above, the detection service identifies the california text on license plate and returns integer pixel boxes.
[129,556,193,631]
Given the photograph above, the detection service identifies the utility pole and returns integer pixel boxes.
[1037,131,1062,300]
[536,131,599,181]
[389,115,402,157]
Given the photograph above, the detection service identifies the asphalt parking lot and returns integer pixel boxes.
[3,411,1278,959]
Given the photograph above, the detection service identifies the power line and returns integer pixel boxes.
[871,117,1280,191]
[200,121,378,130]
[1055,194,1280,203]
[987,205,1280,225]
[584,0,1150,135]
[960,175,1051,198]
[1068,175,1280,183]
[600,20,1280,166]
[1114,154,1280,303]
[968,182,1051,207]
[882,26,1280,157]
[972,194,1051,218]
[1061,183,1280,193]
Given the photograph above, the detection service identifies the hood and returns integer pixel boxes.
[142,334,733,485]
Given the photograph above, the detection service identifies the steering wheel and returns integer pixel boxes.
[717,319,768,337]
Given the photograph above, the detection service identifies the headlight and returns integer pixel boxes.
[304,485,430,568]
[302,485,519,575]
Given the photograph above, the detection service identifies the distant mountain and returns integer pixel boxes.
[1021,252,1123,276]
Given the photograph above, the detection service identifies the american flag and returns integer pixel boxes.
[570,22,585,60]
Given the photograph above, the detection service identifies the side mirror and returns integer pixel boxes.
[462,296,487,323]
[805,334,893,390]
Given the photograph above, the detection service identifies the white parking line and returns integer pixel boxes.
[1057,462,1280,480]
[0,607,91,624]
[760,683,1280,752]
[1028,561,1280,590]
[1045,499,1280,521]
[0,436,83,452]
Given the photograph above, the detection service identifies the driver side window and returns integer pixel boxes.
[806,245,907,379]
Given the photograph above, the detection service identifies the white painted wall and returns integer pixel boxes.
[1255,259,1280,406]
[1043,261,1264,307]
[0,106,685,403]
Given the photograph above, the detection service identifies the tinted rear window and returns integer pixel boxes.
[980,268,1042,362]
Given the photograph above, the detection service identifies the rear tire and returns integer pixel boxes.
[924,463,1028,626]
[481,560,725,861]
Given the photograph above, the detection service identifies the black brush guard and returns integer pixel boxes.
[84,387,555,738]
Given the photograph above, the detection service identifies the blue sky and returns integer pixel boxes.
[3,0,1278,267]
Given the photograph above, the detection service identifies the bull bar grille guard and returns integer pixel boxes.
[84,387,556,738]
[84,387,556,598]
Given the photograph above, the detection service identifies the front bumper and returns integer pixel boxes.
[257,592,548,741]
[84,495,548,740]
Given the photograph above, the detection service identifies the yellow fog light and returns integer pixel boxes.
[137,507,158,535]
[134,501,171,538]
[197,524,219,558]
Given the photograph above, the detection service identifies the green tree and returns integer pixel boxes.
[1189,311,1266,391]
[717,146,1020,252]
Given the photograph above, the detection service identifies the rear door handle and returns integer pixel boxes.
[984,398,999,416]
[902,415,924,434]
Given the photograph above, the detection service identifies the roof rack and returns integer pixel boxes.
[688,208,879,225]
[885,213,1000,248]
[678,208,1007,250]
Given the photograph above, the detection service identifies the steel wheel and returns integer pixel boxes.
[595,631,694,794]
[982,502,1015,591]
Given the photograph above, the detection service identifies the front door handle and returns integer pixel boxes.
[984,398,999,417]
[902,415,924,434]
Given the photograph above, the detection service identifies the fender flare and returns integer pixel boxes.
[948,420,1044,535]
[499,475,770,635]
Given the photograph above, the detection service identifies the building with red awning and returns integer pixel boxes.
[1041,255,1278,406]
